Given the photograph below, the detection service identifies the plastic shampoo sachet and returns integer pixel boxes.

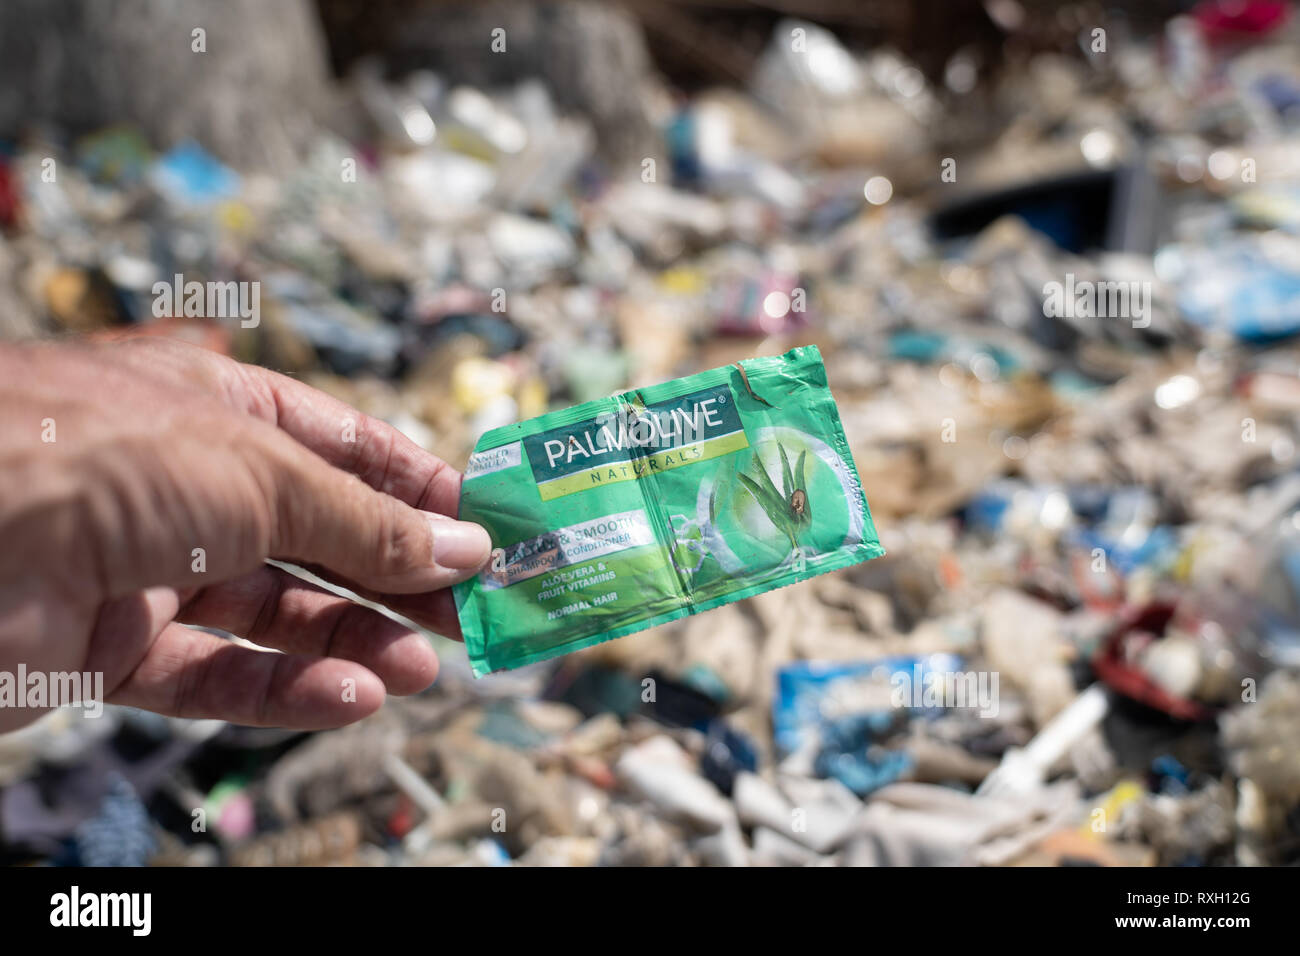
[454,345,884,676]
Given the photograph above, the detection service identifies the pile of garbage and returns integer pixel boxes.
[4,4,1300,865]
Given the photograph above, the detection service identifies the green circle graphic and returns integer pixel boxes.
[696,426,863,576]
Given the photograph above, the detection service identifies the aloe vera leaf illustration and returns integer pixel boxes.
[737,469,798,548]
[794,449,811,526]
[749,451,785,508]
[737,471,784,522]
[778,443,795,501]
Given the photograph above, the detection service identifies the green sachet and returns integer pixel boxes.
[454,344,885,676]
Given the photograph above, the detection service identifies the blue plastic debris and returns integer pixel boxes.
[699,720,759,796]
[150,141,240,206]
[1168,237,1300,342]
[773,654,964,757]
[72,775,156,867]
[814,711,914,795]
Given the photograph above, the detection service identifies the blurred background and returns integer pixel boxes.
[2,0,1300,867]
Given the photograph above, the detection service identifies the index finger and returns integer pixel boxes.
[231,364,464,516]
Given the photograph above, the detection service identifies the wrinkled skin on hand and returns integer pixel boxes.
[0,338,491,732]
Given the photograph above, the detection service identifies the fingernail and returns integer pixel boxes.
[428,515,491,569]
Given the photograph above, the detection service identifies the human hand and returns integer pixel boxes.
[0,338,490,732]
